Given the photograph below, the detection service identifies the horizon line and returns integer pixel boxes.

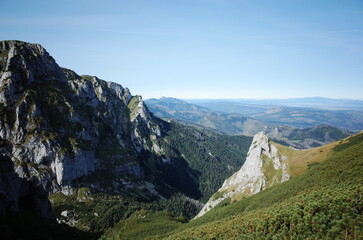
[144,96,363,101]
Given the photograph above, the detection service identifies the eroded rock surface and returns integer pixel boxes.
[196,132,289,218]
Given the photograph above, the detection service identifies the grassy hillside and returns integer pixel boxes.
[100,210,183,240]
[102,133,363,240]
[277,131,362,176]
[275,138,337,176]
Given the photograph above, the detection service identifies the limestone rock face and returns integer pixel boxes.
[0,40,166,204]
[195,132,290,218]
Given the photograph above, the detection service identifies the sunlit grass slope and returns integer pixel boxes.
[276,137,340,176]
[100,210,183,240]
[198,134,347,203]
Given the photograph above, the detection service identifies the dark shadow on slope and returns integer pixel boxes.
[0,211,101,240]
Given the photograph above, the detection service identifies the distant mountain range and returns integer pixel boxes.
[183,99,363,132]
[146,97,263,136]
[186,97,363,111]
[145,97,351,149]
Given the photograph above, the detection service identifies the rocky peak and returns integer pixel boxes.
[195,132,290,218]
[0,40,165,199]
[0,40,66,86]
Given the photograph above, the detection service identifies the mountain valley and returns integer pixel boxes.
[0,40,362,240]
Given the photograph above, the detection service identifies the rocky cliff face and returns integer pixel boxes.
[195,132,290,218]
[0,40,183,217]
[0,41,254,227]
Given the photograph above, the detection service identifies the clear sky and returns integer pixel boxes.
[1,0,362,99]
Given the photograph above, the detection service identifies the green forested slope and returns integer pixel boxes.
[102,133,363,240]
[158,121,252,202]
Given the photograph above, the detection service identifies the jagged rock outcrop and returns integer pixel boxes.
[195,132,289,218]
[0,40,175,206]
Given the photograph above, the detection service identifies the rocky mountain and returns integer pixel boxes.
[0,40,163,198]
[146,97,351,149]
[0,40,252,237]
[195,132,290,218]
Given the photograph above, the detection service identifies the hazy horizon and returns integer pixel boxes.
[147,96,363,101]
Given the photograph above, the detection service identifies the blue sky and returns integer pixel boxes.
[1,0,362,99]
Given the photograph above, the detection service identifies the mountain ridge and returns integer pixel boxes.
[187,100,363,131]
[185,97,363,111]
[145,97,351,149]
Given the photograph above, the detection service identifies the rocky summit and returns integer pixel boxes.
[0,40,158,215]
[196,131,290,218]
